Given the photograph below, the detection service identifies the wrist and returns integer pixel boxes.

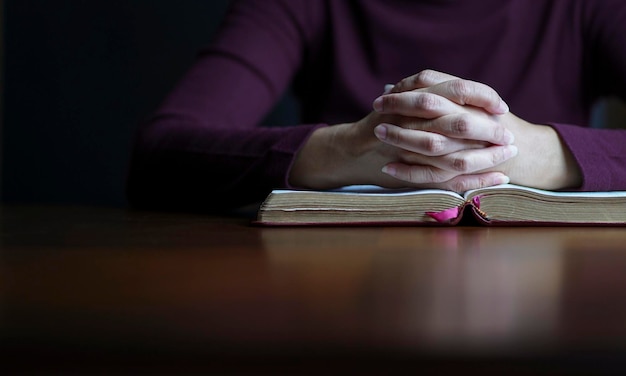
[505,119,582,190]
[542,125,582,189]
[288,124,353,189]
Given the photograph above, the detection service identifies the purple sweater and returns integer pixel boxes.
[127,0,626,210]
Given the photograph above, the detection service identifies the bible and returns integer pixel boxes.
[255,184,626,226]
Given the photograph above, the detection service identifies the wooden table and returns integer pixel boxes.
[2,205,626,374]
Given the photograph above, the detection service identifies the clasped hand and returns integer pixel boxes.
[289,70,580,192]
[368,70,517,192]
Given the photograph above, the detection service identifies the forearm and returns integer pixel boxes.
[288,124,346,189]
[127,0,323,210]
[127,120,322,210]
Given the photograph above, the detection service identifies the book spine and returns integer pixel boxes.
[426,196,489,224]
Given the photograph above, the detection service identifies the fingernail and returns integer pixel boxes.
[382,165,396,176]
[383,84,394,94]
[495,175,510,185]
[373,96,384,112]
[506,145,519,158]
[374,124,387,140]
[499,99,510,114]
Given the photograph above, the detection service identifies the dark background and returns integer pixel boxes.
[2,0,237,206]
[1,0,296,207]
[1,1,625,207]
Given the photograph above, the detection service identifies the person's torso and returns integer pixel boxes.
[294,0,593,126]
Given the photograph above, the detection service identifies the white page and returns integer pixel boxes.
[273,185,464,199]
[465,184,626,198]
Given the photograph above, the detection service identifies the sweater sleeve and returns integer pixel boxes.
[550,124,626,191]
[127,0,327,211]
[550,0,626,191]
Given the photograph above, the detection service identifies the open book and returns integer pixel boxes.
[256,184,626,226]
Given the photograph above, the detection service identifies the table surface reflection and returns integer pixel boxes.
[1,205,626,374]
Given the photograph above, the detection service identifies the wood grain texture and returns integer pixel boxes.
[1,206,626,374]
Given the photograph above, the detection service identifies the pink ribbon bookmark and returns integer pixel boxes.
[425,195,486,224]
[426,206,461,223]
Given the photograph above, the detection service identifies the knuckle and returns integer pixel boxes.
[405,168,418,183]
[415,69,435,85]
[451,179,471,193]
[450,175,491,193]
[396,164,416,183]
[423,135,446,155]
[491,147,506,165]
[383,94,400,110]
[449,79,473,104]
[452,156,471,172]
[477,175,490,188]
[492,124,508,144]
[413,92,440,111]
[450,114,472,136]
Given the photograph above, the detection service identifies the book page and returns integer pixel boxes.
[259,186,466,225]
[328,185,464,199]
[465,184,626,199]
[462,184,626,224]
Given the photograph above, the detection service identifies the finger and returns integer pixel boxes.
[401,113,515,145]
[431,144,519,175]
[425,79,509,114]
[374,123,487,157]
[390,69,459,93]
[440,172,511,193]
[373,91,463,119]
[442,172,511,193]
[381,166,510,193]
[382,144,518,182]
[389,69,509,115]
